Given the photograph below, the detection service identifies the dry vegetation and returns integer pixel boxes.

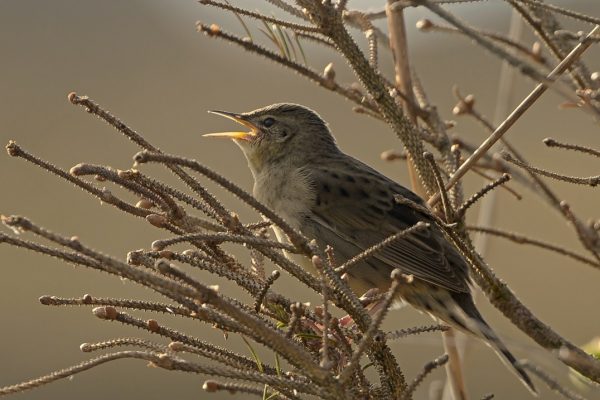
[1,1,600,399]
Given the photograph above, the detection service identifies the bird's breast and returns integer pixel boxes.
[253,165,315,232]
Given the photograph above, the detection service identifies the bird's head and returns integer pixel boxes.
[204,103,337,175]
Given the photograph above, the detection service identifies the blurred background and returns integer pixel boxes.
[1,1,599,399]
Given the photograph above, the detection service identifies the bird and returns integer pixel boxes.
[204,103,536,395]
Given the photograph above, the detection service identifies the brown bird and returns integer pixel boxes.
[206,103,537,395]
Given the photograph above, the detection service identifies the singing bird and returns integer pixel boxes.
[205,103,536,394]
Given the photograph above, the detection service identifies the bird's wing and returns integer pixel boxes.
[304,159,470,293]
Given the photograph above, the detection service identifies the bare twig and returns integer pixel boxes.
[5,142,149,218]
[5,2,600,398]
[80,338,167,353]
[506,0,595,91]
[424,152,455,222]
[519,360,587,400]
[513,0,600,27]
[501,152,600,187]
[312,256,332,369]
[451,86,600,268]
[338,270,406,387]
[335,222,429,274]
[67,93,221,221]
[435,221,600,383]
[559,202,600,264]
[402,354,450,400]
[456,174,512,219]
[387,324,449,340]
[427,25,600,207]
[416,18,547,65]
[254,270,281,313]
[0,351,165,396]
[133,151,312,253]
[200,0,320,33]
[152,232,298,253]
[470,167,522,200]
[467,225,600,270]
[196,23,379,114]
[386,0,428,199]
[544,138,600,158]
[412,0,554,85]
[344,11,379,69]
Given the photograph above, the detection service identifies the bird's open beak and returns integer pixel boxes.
[204,110,258,141]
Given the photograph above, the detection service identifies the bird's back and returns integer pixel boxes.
[263,151,472,295]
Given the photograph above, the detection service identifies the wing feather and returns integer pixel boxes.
[303,158,470,293]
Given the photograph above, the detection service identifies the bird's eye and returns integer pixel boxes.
[262,117,275,127]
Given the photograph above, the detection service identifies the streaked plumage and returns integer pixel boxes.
[206,103,536,395]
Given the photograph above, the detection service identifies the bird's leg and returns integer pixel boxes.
[338,288,387,327]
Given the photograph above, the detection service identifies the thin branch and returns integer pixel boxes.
[80,338,167,353]
[295,31,336,48]
[467,226,600,270]
[470,167,522,200]
[383,143,522,200]
[338,270,406,386]
[558,202,600,264]
[435,219,600,383]
[285,302,304,339]
[449,136,539,196]
[386,324,449,340]
[424,152,455,221]
[69,163,181,218]
[455,174,512,219]
[450,86,600,266]
[5,142,149,218]
[190,291,335,389]
[544,138,600,158]
[0,351,164,396]
[412,0,555,85]
[401,354,450,400]
[196,23,379,114]
[202,380,265,397]
[202,380,295,399]
[514,0,600,26]
[0,348,310,398]
[344,11,379,69]
[312,256,332,369]
[67,93,221,221]
[316,247,407,397]
[254,270,281,313]
[133,149,312,254]
[518,360,587,400]
[152,232,298,253]
[39,295,195,318]
[391,193,600,384]
[440,329,467,400]
[335,221,429,274]
[200,0,321,33]
[118,168,227,228]
[92,306,278,374]
[264,0,306,20]
[427,25,600,207]
[416,18,547,65]
[501,152,600,187]
[136,249,264,298]
[386,0,428,199]
[298,0,438,198]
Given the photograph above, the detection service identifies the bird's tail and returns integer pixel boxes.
[477,319,537,396]
[437,292,538,396]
